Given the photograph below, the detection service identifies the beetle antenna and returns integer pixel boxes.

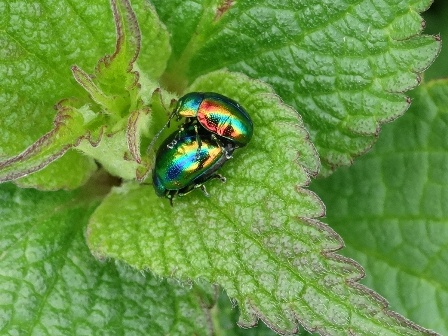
[146,110,177,154]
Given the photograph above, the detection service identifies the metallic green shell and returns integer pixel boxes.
[152,131,226,196]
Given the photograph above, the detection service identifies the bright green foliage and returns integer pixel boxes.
[0,0,114,187]
[311,80,448,335]
[88,71,436,335]
[132,1,171,80]
[0,182,215,335]
[313,80,448,335]
[151,0,440,175]
[0,0,170,187]
[0,105,92,184]
[0,0,444,335]
[13,151,97,191]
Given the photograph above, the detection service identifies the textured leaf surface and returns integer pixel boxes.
[14,150,97,191]
[1,0,445,335]
[0,181,214,335]
[213,292,314,336]
[151,0,440,174]
[0,106,90,184]
[310,80,448,335]
[88,71,436,335]
[0,0,169,188]
[0,0,113,187]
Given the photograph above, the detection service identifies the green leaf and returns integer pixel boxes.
[0,181,215,335]
[132,0,171,80]
[71,0,160,181]
[151,0,441,175]
[1,0,445,335]
[310,79,448,335]
[0,0,114,188]
[0,105,91,183]
[72,0,142,116]
[0,0,170,188]
[88,71,436,335]
[14,150,97,191]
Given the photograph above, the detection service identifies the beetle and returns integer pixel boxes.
[172,92,253,148]
[147,92,253,158]
[152,126,235,205]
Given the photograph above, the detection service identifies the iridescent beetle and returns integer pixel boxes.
[150,92,253,204]
[152,126,235,205]
[172,92,253,149]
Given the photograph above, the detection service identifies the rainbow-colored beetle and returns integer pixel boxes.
[172,92,253,149]
[152,125,234,205]
[150,92,253,204]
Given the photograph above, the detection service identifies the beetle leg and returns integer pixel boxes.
[167,139,177,149]
[167,123,189,149]
[209,173,226,183]
[211,134,233,159]
[198,184,210,197]
[166,190,176,207]
[186,183,209,197]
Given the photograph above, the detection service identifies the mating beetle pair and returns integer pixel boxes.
[151,92,253,205]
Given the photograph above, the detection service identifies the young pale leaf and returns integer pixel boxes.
[72,0,159,181]
[88,71,436,335]
[13,150,97,191]
[0,0,114,188]
[72,0,142,116]
[0,182,215,335]
[151,0,441,175]
[0,0,169,188]
[0,106,91,183]
[311,80,448,335]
